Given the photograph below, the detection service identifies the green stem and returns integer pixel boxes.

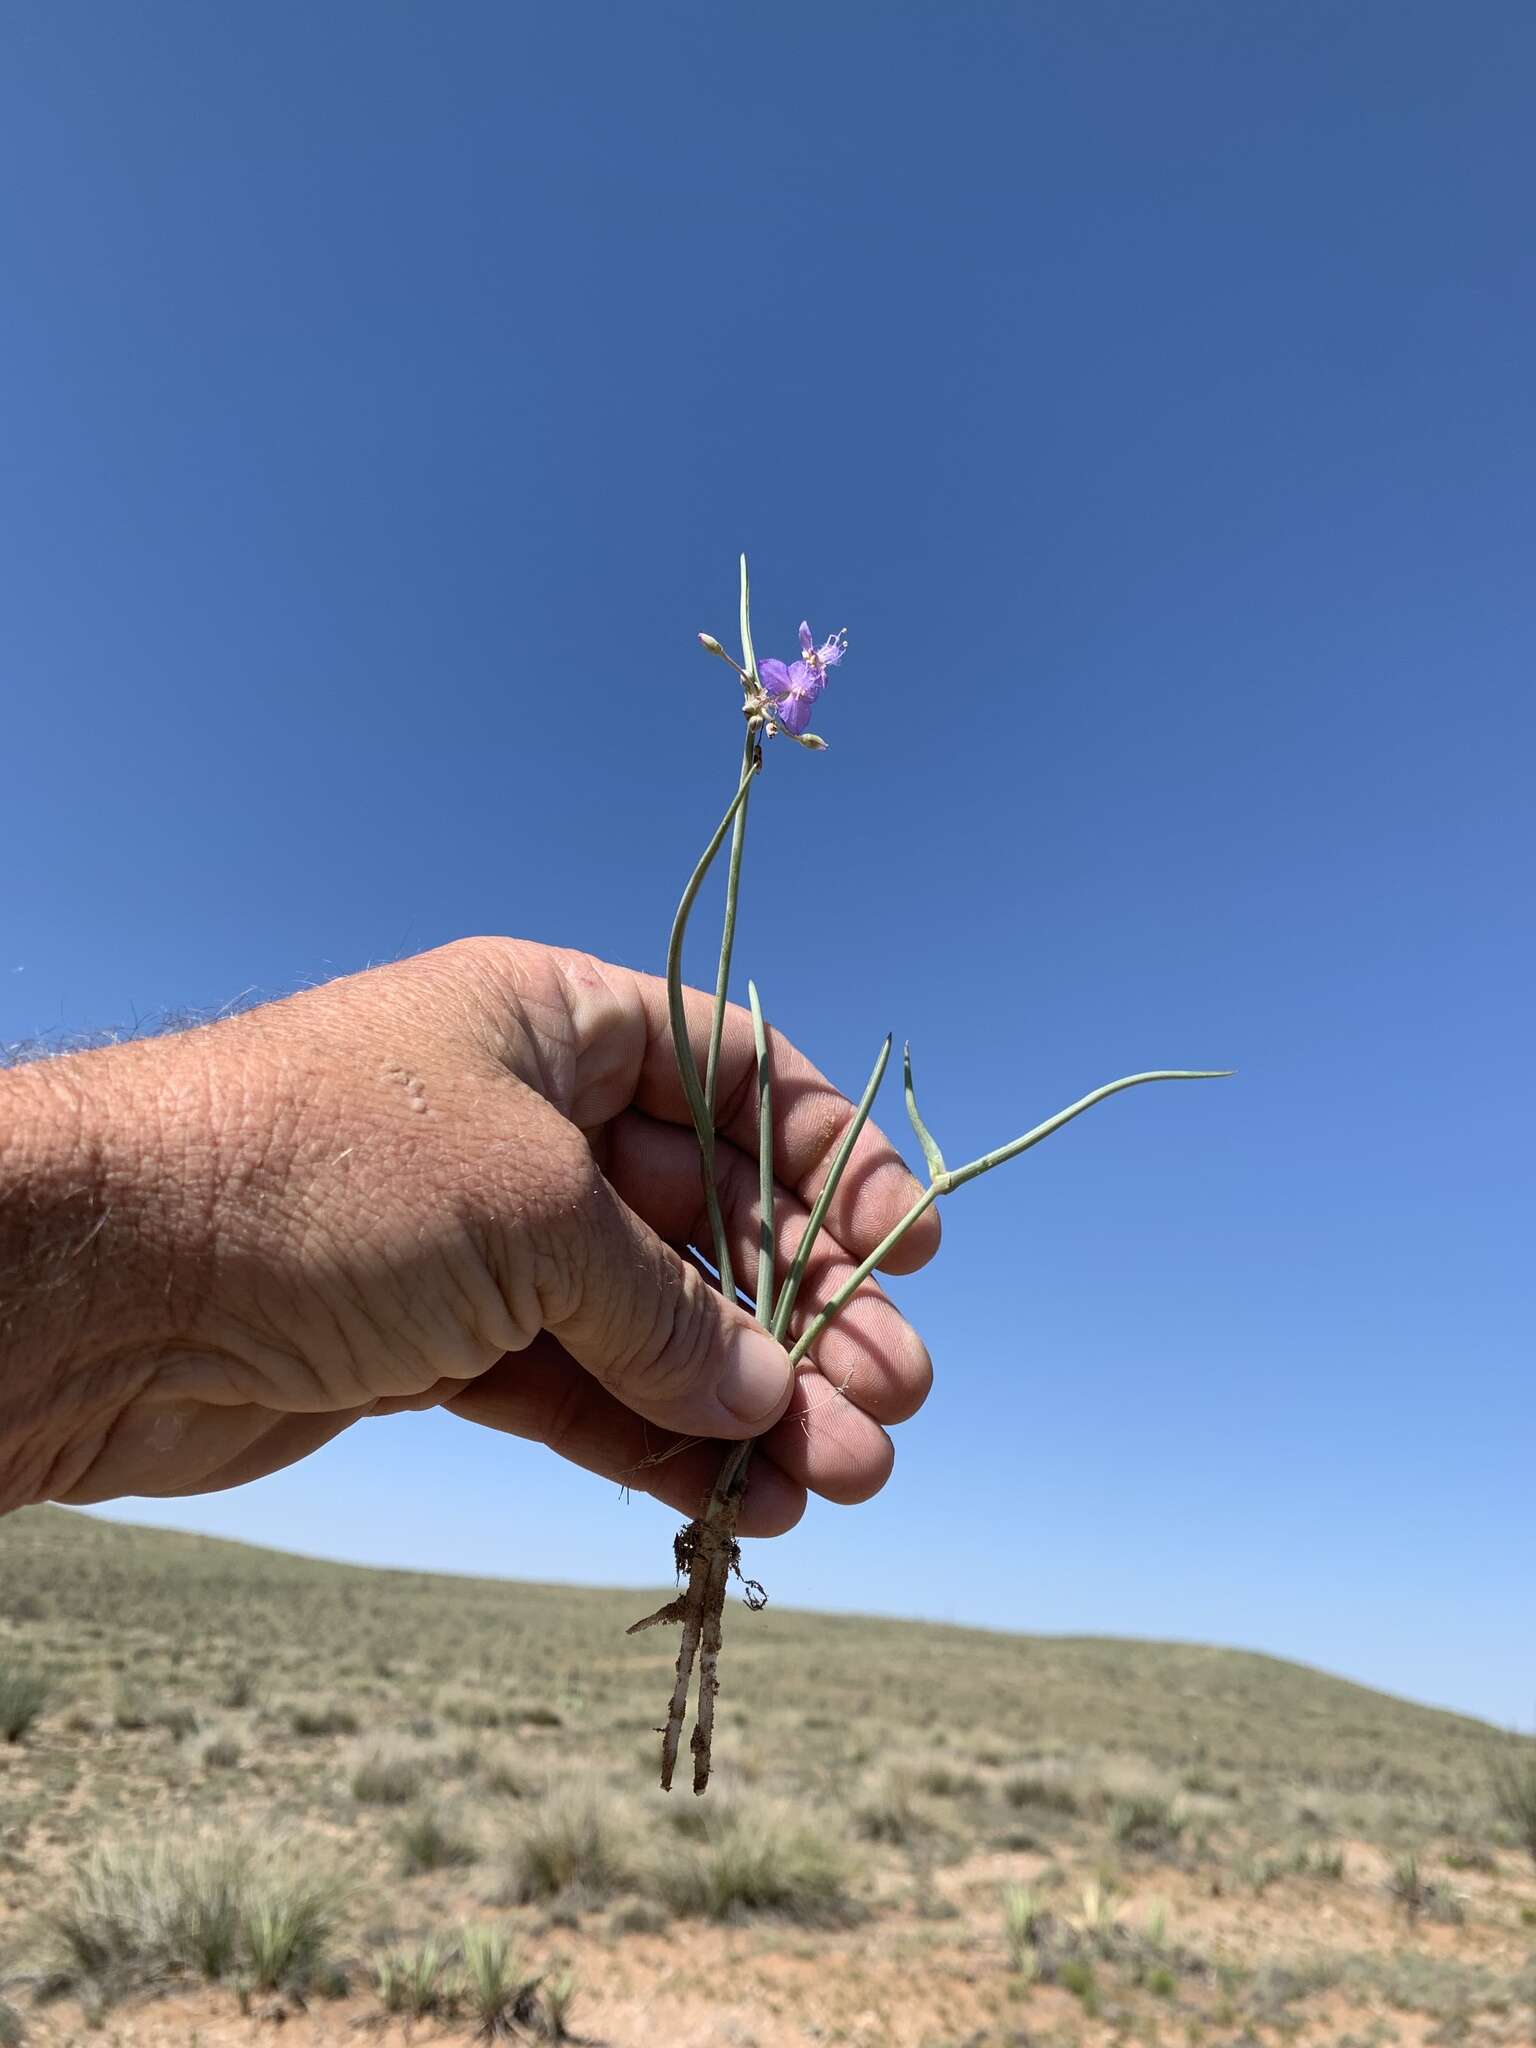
[786,1185,939,1369]
[666,765,758,1301]
[939,1068,1231,1192]
[771,1034,892,1343]
[704,724,757,1118]
[747,981,775,1326]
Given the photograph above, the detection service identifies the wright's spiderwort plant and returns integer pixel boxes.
[629,558,1228,1794]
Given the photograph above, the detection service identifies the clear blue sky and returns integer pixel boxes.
[3,3,1532,1724]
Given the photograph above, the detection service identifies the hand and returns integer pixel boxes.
[2,939,938,1532]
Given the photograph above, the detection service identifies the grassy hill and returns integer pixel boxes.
[1,1505,1533,2046]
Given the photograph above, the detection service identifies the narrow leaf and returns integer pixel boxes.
[747,980,775,1326]
[944,1070,1234,1191]
[739,551,758,686]
[773,1033,892,1342]
[903,1041,947,1184]
[664,765,757,1301]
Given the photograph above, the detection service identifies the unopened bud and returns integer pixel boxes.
[796,731,829,752]
[697,633,727,657]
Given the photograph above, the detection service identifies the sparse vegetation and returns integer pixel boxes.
[2,1505,1533,2046]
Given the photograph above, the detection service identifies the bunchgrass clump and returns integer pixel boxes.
[47,1838,335,2000]
[458,1924,541,2037]
[397,1804,479,1876]
[352,1753,422,1806]
[220,1668,258,1709]
[288,1703,360,1739]
[917,1764,983,1799]
[1109,1795,1186,1855]
[854,1773,934,1846]
[654,1806,857,1925]
[47,1841,227,1987]
[505,1791,628,1904]
[0,1666,48,1743]
[1004,1772,1080,1816]
[541,1961,578,2041]
[372,1936,453,2019]
[161,1847,243,1981]
[1004,1883,1040,1972]
[240,1877,336,1993]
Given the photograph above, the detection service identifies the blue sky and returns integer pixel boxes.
[3,2,1532,1724]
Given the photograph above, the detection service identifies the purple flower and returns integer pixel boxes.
[758,621,847,735]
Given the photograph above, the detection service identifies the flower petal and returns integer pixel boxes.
[758,657,794,699]
[798,621,814,655]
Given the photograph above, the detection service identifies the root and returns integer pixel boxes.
[625,1444,763,1793]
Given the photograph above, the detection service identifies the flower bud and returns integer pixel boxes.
[697,633,727,657]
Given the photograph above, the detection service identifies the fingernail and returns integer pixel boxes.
[719,1327,793,1425]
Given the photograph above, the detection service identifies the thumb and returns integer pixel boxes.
[543,1173,794,1440]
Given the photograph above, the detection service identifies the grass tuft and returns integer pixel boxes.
[0,1667,48,1743]
[351,1753,422,1806]
[288,1703,360,1738]
[240,1878,336,1993]
[505,1791,628,1904]
[46,1839,336,2000]
[1110,1795,1186,1855]
[458,1923,541,2037]
[655,1804,858,1925]
[1004,1772,1080,1815]
[396,1804,479,1875]
[372,1935,453,2019]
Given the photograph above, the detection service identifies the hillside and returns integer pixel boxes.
[1,1505,1533,2046]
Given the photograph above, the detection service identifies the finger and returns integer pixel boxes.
[454,941,941,1277]
[444,1338,807,1537]
[756,1374,897,1505]
[542,1165,795,1443]
[599,1109,933,1426]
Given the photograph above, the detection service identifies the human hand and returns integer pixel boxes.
[0,939,938,1531]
